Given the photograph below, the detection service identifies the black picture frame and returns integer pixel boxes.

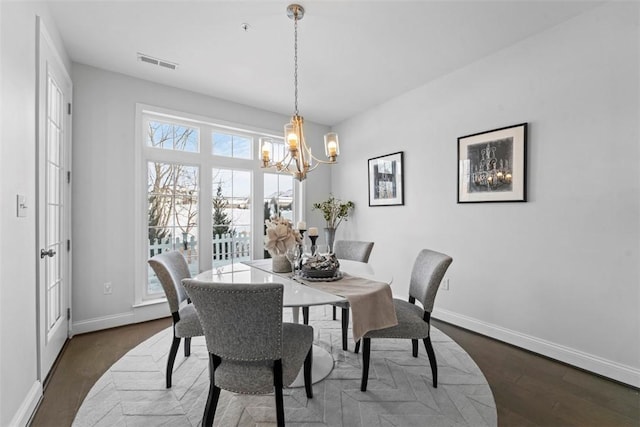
[368,151,404,206]
[457,123,527,203]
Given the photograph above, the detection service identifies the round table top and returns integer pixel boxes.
[194,261,344,308]
[194,259,391,308]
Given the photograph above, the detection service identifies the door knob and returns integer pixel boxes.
[40,248,56,258]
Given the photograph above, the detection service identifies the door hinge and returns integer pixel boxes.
[67,102,72,115]
[67,239,71,251]
[67,308,71,320]
[67,171,71,183]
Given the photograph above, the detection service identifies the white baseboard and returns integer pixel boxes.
[72,301,169,335]
[10,381,41,427]
[432,308,640,388]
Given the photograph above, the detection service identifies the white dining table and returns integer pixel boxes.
[194,258,390,386]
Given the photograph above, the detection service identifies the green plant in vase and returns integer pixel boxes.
[312,195,354,252]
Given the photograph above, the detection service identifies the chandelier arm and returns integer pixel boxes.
[306,162,321,172]
[296,155,308,174]
[307,151,337,165]
[282,154,295,171]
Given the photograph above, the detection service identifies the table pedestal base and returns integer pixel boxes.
[288,344,334,387]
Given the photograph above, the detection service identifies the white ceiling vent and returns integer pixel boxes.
[137,53,178,70]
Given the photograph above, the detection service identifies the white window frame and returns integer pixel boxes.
[134,104,302,305]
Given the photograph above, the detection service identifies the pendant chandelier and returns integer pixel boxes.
[260,3,339,182]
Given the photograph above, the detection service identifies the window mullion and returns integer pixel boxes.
[199,128,214,272]
[144,147,199,164]
[253,170,265,260]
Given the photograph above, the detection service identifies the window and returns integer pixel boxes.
[147,121,199,152]
[147,161,199,294]
[212,132,251,159]
[137,105,297,302]
[212,168,252,266]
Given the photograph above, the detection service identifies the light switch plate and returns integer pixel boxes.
[17,194,27,217]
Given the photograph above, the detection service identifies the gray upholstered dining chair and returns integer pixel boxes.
[148,251,204,388]
[182,279,314,427]
[332,240,374,350]
[356,248,452,391]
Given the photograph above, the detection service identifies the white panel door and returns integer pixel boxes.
[37,20,72,380]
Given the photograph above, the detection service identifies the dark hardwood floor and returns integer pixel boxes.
[432,319,639,427]
[29,317,638,426]
[29,317,172,427]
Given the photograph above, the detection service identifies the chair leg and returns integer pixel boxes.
[412,339,418,357]
[203,354,221,427]
[423,336,438,388]
[333,306,337,320]
[184,337,191,357]
[166,336,181,388]
[303,346,313,398]
[303,307,309,325]
[360,338,371,391]
[341,308,349,351]
[354,339,360,354]
[273,360,285,427]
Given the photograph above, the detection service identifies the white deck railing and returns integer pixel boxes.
[148,231,251,268]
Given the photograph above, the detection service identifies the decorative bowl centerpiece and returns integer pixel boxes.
[301,254,340,278]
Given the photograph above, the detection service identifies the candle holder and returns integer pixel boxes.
[308,235,318,256]
[297,229,306,270]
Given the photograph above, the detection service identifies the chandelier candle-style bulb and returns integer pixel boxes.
[324,132,339,161]
[285,122,298,152]
[260,137,273,165]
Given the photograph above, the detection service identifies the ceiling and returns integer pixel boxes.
[46,1,601,126]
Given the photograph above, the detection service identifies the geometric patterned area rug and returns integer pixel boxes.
[73,306,496,427]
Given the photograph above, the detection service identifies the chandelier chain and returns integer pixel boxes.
[293,15,299,116]
[259,4,338,181]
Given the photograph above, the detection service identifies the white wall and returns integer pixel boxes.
[71,64,331,332]
[332,2,639,386]
[0,2,71,425]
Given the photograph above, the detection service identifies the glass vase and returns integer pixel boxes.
[324,227,336,253]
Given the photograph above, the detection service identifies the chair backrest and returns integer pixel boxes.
[182,279,283,362]
[148,251,191,313]
[409,249,453,313]
[333,240,374,263]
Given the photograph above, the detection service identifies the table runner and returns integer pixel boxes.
[299,273,398,342]
[244,260,397,342]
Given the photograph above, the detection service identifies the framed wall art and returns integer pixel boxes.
[457,123,527,203]
[368,151,404,206]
